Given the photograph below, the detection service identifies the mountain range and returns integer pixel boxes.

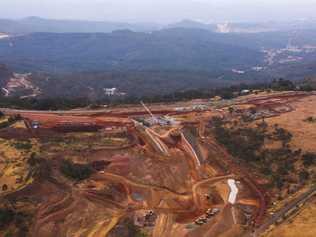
[0,29,264,73]
[2,17,316,35]
[1,17,316,98]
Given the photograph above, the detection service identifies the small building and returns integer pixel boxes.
[241,89,251,95]
[105,88,117,96]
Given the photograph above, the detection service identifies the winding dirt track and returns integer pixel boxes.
[4,92,310,236]
[192,175,235,209]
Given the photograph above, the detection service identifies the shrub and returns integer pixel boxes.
[302,153,316,167]
[299,170,310,183]
[273,127,292,146]
[60,160,93,181]
[271,78,295,91]
[12,141,32,151]
[0,209,15,229]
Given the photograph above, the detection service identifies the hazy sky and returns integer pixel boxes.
[1,0,316,23]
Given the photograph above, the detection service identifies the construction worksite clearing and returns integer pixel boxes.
[0,90,315,237]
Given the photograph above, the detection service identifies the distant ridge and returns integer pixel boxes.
[0,17,161,34]
[166,19,216,31]
[1,17,316,35]
[0,29,263,73]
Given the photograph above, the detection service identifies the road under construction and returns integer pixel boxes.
[1,91,315,237]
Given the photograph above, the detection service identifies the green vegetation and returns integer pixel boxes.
[0,83,256,110]
[302,153,316,167]
[299,170,310,183]
[211,117,314,190]
[271,78,296,91]
[0,30,262,73]
[211,117,265,162]
[0,77,312,111]
[0,209,31,236]
[272,126,293,147]
[0,96,91,111]
[12,140,33,151]
[60,159,94,181]
[0,115,21,129]
[0,209,15,229]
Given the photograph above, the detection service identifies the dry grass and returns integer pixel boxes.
[0,116,8,123]
[266,197,316,237]
[0,138,39,194]
[11,120,27,129]
[266,95,316,152]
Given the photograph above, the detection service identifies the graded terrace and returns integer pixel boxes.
[0,90,315,237]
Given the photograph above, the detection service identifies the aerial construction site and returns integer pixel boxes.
[0,90,315,237]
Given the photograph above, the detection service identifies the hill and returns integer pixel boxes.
[1,27,316,98]
[0,29,263,73]
[0,64,12,88]
[0,17,160,34]
[2,17,316,35]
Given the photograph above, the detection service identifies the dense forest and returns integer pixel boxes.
[0,78,309,110]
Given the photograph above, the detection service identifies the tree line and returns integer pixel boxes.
[0,78,310,111]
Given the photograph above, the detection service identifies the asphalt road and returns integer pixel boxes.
[254,185,316,236]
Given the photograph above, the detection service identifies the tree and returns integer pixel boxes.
[302,153,316,167]
[299,170,310,183]
[0,209,15,229]
[273,127,292,146]
[299,84,313,92]
[60,160,94,181]
[275,176,284,189]
[220,90,234,100]
[272,78,295,91]
[277,165,289,175]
